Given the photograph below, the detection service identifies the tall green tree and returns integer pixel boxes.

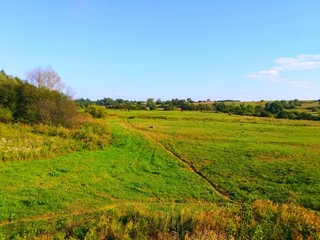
[147,98,157,110]
[265,101,284,115]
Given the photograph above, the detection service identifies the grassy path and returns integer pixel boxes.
[122,120,231,201]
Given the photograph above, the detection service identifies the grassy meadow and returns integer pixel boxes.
[124,111,320,209]
[1,110,320,239]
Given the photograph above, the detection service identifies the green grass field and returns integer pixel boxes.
[1,111,320,239]
[124,111,320,209]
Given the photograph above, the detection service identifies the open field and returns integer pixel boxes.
[1,111,320,239]
[123,111,320,209]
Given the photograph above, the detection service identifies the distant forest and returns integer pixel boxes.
[77,97,320,121]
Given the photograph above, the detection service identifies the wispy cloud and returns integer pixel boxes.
[275,54,320,71]
[245,54,320,89]
[246,69,279,82]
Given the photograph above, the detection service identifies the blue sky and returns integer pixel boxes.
[1,0,319,101]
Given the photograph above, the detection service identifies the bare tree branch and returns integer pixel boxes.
[26,66,65,91]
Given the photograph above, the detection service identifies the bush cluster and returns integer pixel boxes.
[84,105,107,118]
[0,70,78,127]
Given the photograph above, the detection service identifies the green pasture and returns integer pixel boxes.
[123,110,320,209]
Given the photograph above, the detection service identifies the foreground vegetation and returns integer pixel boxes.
[2,200,319,239]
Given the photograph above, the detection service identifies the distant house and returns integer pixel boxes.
[198,99,212,103]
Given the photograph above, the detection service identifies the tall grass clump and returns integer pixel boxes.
[0,118,111,161]
[2,200,319,239]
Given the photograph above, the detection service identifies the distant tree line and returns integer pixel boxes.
[2,69,318,124]
[77,97,320,121]
[213,100,319,120]
[0,69,78,127]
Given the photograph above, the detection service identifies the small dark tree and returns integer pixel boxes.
[155,99,162,105]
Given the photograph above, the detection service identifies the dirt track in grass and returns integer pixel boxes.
[122,120,231,202]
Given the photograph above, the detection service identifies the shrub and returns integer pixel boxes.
[85,105,107,118]
[0,107,13,122]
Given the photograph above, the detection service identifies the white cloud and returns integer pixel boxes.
[260,69,278,75]
[275,54,320,71]
[246,69,280,82]
[245,54,320,90]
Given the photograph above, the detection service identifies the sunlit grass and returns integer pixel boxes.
[0,118,219,224]
[124,110,320,209]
